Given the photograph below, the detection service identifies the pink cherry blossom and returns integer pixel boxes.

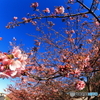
[20,54,28,61]
[10,71,18,77]
[9,60,22,71]
[0,37,2,40]
[43,8,50,13]
[3,70,21,78]
[34,40,41,46]
[72,68,81,77]
[71,68,80,77]
[87,39,92,43]
[74,69,80,75]
[55,6,65,14]
[0,72,10,78]
[65,73,69,77]
[0,46,28,78]
[22,17,30,23]
[30,2,39,8]
[75,80,85,90]
[13,16,18,20]
[68,38,74,43]
[0,66,5,72]
[70,30,75,33]
[7,70,17,77]
[12,46,22,58]
[21,77,35,83]
[20,61,27,70]
[70,17,74,20]
[0,70,19,78]
[0,53,7,62]
[22,17,28,21]
[94,21,100,26]
[13,37,16,41]
[82,14,88,18]
[2,58,13,66]
[84,55,90,63]
[30,21,37,25]
[65,30,70,34]
[53,89,58,92]
[70,0,74,1]
[21,77,27,83]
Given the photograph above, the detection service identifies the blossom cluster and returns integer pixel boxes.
[0,46,28,78]
[75,80,86,90]
[5,2,65,29]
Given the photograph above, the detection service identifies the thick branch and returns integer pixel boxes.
[77,0,100,23]
[18,12,89,24]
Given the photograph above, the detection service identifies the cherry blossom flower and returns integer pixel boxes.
[82,14,88,18]
[70,30,75,33]
[84,55,90,63]
[3,70,21,78]
[47,21,55,27]
[10,71,18,77]
[53,89,58,92]
[0,53,7,61]
[20,54,28,61]
[30,20,37,25]
[0,70,21,78]
[21,77,35,83]
[55,6,65,14]
[13,16,18,20]
[13,37,16,41]
[22,17,30,23]
[75,80,85,90]
[87,39,92,43]
[22,17,28,21]
[68,38,74,43]
[30,2,39,8]
[5,25,10,29]
[65,30,70,34]
[12,46,22,58]
[2,58,13,66]
[64,13,68,16]
[65,73,69,77]
[70,17,74,20]
[70,68,80,77]
[0,46,28,78]
[94,21,100,26]
[74,69,80,75]
[9,60,22,71]
[0,66,5,72]
[65,64,73,69]
[68,0,74,4]
[0,72,10,78]
[43,8,50,13]
[34,40,41,46]
[0,37,2,40]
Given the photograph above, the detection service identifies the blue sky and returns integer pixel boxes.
[0,0,96,93]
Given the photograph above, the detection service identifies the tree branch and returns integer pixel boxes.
[77,0,100,23]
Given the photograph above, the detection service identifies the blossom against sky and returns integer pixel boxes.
[0,0,67,93]
[0,0,95,93]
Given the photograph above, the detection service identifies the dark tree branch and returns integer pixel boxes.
[77,0,100,23]
[17,12,90,24]
[90,0,99,12]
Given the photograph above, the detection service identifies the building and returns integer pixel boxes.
[0,93,5,100]
[0,96,5,100]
